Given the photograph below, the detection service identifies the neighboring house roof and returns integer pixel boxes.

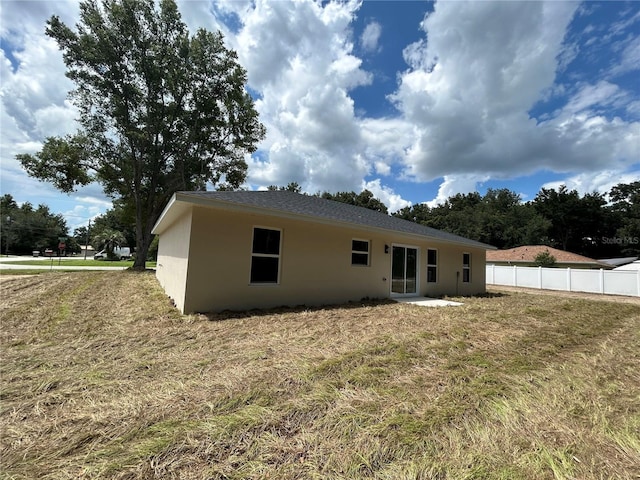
[598,256,638,267]
[486,245,612,268]
[614,260,640,271]
[153,190,496,250]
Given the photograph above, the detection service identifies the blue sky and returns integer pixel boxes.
[1,0,639,232]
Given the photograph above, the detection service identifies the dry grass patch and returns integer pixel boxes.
[1,272,639,479]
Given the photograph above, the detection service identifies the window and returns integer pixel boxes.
[351,239,370,266]
[462,253,471,283]
[427,249,437,283]
[250,227,281,283]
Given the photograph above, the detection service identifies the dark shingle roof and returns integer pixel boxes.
[178,190,494,250]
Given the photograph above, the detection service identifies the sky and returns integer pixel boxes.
[1,0,639,232]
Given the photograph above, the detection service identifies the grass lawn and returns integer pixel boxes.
[2,259,156,268]
[1,271,638,479]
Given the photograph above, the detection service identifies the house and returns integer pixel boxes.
[486,245,613,270]
[613,260,640,271]
[152,191,495,313]
[599,257,638,268]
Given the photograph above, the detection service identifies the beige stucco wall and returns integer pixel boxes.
[155,209,193,312]
[423,243,486,298]
[173,205,487,313]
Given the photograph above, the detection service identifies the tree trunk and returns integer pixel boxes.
[132,200,152,270]
[132,197,164,270]
[133,229,152,270]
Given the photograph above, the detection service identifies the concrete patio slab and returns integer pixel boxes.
[394,297,463,307]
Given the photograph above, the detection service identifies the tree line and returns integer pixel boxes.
[267,182,636,259]
[1,195,69,255]
[3,181,638,260]
[268,181,640,259]
[0,194,153,259]
[393,183,639,259]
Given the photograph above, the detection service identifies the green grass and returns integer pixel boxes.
[2,259,156,268]
[0,269,54,275]
[1,272,639,479]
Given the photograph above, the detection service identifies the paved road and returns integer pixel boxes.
[0,256,128,271]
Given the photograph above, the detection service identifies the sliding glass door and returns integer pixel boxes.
[391,245,418,295]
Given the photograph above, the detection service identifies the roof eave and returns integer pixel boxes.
[151,193,181,235]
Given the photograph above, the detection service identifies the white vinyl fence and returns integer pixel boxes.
[486,265,640,297]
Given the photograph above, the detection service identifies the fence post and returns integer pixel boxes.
[567,267,571,292]
[538,266,542,289]
[599,269,604,294]
[513,265,517,287]
[637,269,640,297]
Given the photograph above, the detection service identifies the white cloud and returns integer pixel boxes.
[541,170,640,198]
[608,8,640,40]
[386,0,640,185]
[362,179,411,213]
[0,1,78,41]
[1,34,75,137]
[426,174,490,208]
[229,0,639,202]
[374,161,391,176]
[72,195,112,208]
[626,100,640,117]
[234,0,376,194]
[175,0,225,34]
[360,21,382,53]
[609,35,640,77]
[63,203,108,232]
[0,2,89,209]
[562,81,628,115]
[359,117,413,172]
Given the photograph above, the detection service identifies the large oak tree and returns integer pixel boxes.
[18,0,265,268]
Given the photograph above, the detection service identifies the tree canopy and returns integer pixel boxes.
[533,250,556,267]
[17,0,265,268]
[609,181,640,253]
[394,188,549,249]
[266,183,638,258]
[267,182,302,193]
[1,194,72,255]
[319,190,389,214]
[393,183,639,258]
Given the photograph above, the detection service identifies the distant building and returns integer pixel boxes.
[613,260,640,271]
[486,245,613,270]
[79,245,96,258]
[598,257,638,268]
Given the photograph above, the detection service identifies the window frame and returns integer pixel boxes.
[351,238,370,267]
[250,226,282,285]
[427,248,438,283]
[462,252,471,283]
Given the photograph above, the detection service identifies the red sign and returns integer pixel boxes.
[58,242,66,250]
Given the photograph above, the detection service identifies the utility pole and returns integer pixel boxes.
[4,216,10,256]
[83,219,91,260]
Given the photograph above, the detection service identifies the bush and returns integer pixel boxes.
[534,250,556,267]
